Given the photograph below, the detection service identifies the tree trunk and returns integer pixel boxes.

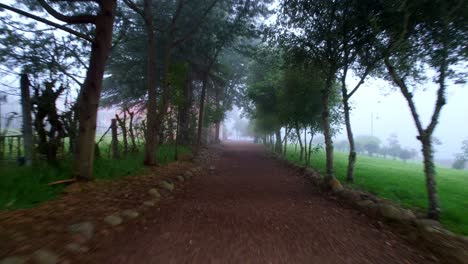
[215,122,221,143]
[174,108,180,161]
[307,129,314,166]
[283,127,288,156]
[196,73,208,149]
[20,73,34,166]
[421,136,441,220]
[295,124,303,162]
[178,68,193,145]
[303,128,308,163]
[143,0,159,166]
[116,113,128,154]
[322,73,335,180]
[72,1,116,180]
[275,129,282,154]
[127,110,137,152]
[343,96,356,182]
[111,119,119,159]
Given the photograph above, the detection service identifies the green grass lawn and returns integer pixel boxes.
[0,145,190,211]
[285,146,468,235]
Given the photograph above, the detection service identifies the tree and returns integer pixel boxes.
[279,0,347,181]
[0,0,118,180]
[378,0,467,220]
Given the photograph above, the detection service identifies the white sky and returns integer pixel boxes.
[343,76,468,160]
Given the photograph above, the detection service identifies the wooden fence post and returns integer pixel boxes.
[111,119,119,159]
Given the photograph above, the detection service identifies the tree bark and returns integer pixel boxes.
[20,73,34,166]
[421,137,440,220]
[295,124,303,162]
[143,0,159,166]
[307,129,314,166]
[196,73,208,149]
[322,72,335,180]
[303,128,308,163]
[275,129,282,154]
[111,119,119,159]
[72,1,116,180]
[178,68,193,145]
[126,109,137,152]
[116,113,128,154]
[343,96,356,182]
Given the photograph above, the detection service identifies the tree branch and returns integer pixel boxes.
[0,3,94,43]
[37,0,96,24]
[122,0,144,18]
[171,0,219,47]
[384,58,424,135]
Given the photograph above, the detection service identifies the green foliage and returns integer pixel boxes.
[0,144,190,210]
[169,62,189,106]
[285,146,468,235]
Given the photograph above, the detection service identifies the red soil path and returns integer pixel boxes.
[85,142,436,263]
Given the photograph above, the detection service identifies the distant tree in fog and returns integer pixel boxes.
[452,139,468,170]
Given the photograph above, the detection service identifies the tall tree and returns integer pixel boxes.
[0,0,118,180]
[378,0,467,220]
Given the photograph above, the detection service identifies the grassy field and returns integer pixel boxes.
[0,145,190,211]
[285,146,468,235]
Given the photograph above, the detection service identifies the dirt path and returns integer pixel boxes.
[86,142,435,263]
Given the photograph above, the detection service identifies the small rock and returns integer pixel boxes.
[0,256,27,264]
[148,188,161,198]
[143,200,157,207]
[176,175,185,182]
[31,249,58,264]
[415,219,442,230]
[159,180,174,191]
[379,204,415,222]
[65,243,89,253]
[121,210,139,219]
[68,222,94,241]
[329,178,343,192]
[338,189,362,202]
[184,171,194,179]
[103,215,123,226]
[356,200,375,207]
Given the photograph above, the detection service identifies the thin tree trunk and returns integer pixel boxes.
[178,67,193,145]
[322,72,336,180]
[20,73,34,166]
[303,128,308,164]
[143,0,159,166]
[196,73,208,149]
[307,129,314,166]
[275,129,282,154]
[116,113,128,154]
[295,124,303,162]
[126,109,137,152]
[283,126,289,156]
[421,137,440,220]
[343,96,356,182]
[111,119,119,159]
[174,108,180,161]
[72,2,116,180]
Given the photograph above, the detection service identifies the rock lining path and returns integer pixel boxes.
[82,142,436,264]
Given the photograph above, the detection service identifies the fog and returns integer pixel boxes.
[224,75,468,164]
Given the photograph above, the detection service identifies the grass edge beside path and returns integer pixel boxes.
[283,146,468,236]
[0,145,190,211]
